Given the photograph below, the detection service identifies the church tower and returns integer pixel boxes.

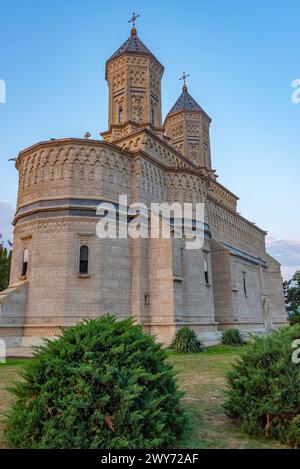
[164,74,212,170]
[101,14,165,142]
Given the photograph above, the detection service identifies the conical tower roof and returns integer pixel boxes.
[166,85,210,120]
[106,27,164,71]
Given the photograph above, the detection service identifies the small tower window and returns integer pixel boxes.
[79,245,89,275]
[204,259,209,284]
[150,108,155,127]
[118,107,123,124]
[21,248,29,277]
[243,272,247,296]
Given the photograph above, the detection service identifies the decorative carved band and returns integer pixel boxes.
[0,326,63,337]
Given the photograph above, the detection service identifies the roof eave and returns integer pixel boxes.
[105,51,164,80]
[164,108,212,124]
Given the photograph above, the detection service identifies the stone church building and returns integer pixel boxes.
[0,20,287,347]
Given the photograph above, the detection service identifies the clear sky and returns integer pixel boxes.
[0,0,299,278]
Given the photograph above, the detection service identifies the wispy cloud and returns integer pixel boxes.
[266,237,300,281]
[0,201,14,244]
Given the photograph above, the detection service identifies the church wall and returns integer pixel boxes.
[229,257,265,328]
[139,157,167,206]
[210,240,235,325]
[210,238,273,331]
[145,235,176,345]
[0,282,28,347]
[6,139,147,347]
[206,198,286,331]
[26,230,69,324]
[180,239,216,326]
[264,254,287,327]
[129,157,152,325]
[131,237,150,323]
[0,283,28,326]
[172,237,184,322]
[96,236,132,319]
[6,217,133,345]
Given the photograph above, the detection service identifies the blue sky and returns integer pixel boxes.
[0,0,299,278]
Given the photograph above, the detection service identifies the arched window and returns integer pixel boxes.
[21,248,29,277]
[150,108,154,127]
[204,259,209,284]
[79,245,89,275]
[118,107,123,124]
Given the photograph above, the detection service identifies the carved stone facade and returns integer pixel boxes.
[0,25,287,348]
[164,88,213,170]
[101,27,164,143]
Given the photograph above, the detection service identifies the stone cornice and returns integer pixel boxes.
[100,121,165,140]
[105,51,164,81]
[207,176,239,201]
[207,194,267,236]
[164,107,212,124]
[16,138,132,169]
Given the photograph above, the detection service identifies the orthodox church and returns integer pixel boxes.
[0,16,287,347]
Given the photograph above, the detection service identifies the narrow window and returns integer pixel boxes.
[150,108,154,127]
[243,272,247,296]
[204,259,209,284]
[79,245,89,275]
[21,248,29,277]
[144,293,150,305]
[118,107,123,124]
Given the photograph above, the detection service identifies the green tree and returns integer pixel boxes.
[0,235,12,291]
[283,271,300,317]
[6,316,186,449]
[224,325,300,448]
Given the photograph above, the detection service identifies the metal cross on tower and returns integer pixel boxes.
[180,72,190,85]
[128,12,140,28]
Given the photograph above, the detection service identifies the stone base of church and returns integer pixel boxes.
[0,325,61,349]
[144,322,221,346]
[0,319,289,355]
[1,322,220,351]
[217,320,288,332]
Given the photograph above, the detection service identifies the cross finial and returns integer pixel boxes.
[180,72,189,91]
[129,12,140,35]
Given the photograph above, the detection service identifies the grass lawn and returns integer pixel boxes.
[0,359,30,449]
[168,346,287,449]
[0,347,288,449]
